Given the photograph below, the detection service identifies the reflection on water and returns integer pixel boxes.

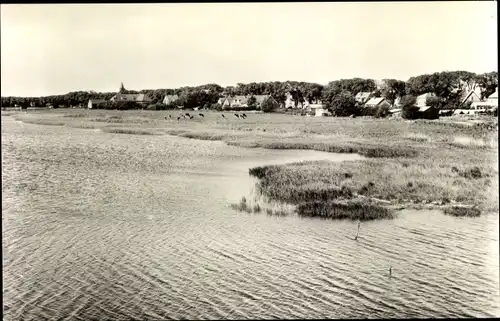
[2,117,499,320]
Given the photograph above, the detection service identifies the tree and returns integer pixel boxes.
[476,71,498,100]
[425,96,445,109]
[400,95,418,119]
[381,79,406,106]
[374,104,390,118]
[328,91,358,117]
[261,97,279,113]
[247,96,257,109]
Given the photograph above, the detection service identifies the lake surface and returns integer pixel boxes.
[2,116,499,320]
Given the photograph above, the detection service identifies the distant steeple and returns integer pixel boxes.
[119,82,126,94]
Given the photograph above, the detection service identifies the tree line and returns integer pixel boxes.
[2,71,497,115]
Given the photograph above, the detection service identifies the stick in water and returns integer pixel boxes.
[389,265,392,277]
[354,221,361,240]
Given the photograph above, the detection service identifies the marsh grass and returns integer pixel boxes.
[248,154,497,214]
[443,206,481,217]
[230,196,295,217]
[297,200,395,220]
[100,127,160,135]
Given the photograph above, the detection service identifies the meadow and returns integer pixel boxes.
[4,108,498,219]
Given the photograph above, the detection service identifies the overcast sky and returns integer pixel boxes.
[1,2,497,97]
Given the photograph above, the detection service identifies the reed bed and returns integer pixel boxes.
[297,200,394,220]
[443,206,481,217]
[100,127,160,135]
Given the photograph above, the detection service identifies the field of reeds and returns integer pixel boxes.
[5,108,498,219]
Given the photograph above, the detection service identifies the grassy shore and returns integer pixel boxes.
[5,108,498,219]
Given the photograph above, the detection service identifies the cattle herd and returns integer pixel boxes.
[164,112,248,121]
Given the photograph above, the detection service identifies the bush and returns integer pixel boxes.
[210,103,223,111]
[297,201,394,221]
[147,103,167,110]
[329,91,359,117]
[458,167,482,179]
[261,97,280,113]
[426,96,445,109]
[444,206,481,217]
[224,105,257,111]
[374,104,391,118]
[401,95,419,119]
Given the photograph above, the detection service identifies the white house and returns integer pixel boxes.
[309,104,330,117]
[461,89,482,106]
[163,94,179,105]
[284,92,310,109]
[471,87,498,110]
[416,93,436,107]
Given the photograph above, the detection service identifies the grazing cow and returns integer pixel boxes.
[164,116,167,120]
[235,114,240,118]
[221,114,225,118]
[168,115,172,119]
[185,113,190,117]
[177,117,181,121]
[189,115,194,119]
[199,113,204,117]
[241,113,247,118]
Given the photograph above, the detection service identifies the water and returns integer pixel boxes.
[2,116,499,319]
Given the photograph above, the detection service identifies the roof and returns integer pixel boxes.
[365,97,386,106]
[418,106,435,112]
[416,92,435,100]
[461,90,482,104]
[309,104,326,109]
[226,95,248,105]
[355,92,372,102]
[163,94,179,101]
[112,93,151,102]
[389,108,402,113]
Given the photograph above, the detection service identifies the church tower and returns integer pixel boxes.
[119,82,126,94]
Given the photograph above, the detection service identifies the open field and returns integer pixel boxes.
[4,108,498,219]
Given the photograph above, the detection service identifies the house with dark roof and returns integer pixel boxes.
[364,97,391,109]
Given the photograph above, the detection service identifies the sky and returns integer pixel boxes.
[1,2,497,97]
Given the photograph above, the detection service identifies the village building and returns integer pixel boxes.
[163,94,179,105]
[355,92,373,104]
[460,89,483,106]
[110,93,152,105]
[284,92,310,109]
[88,99,107,109]
[220,94,275,109]
[415,93,436,107]
[364,97,391,109]
[309,104,330,117]
[471,87,498,110]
